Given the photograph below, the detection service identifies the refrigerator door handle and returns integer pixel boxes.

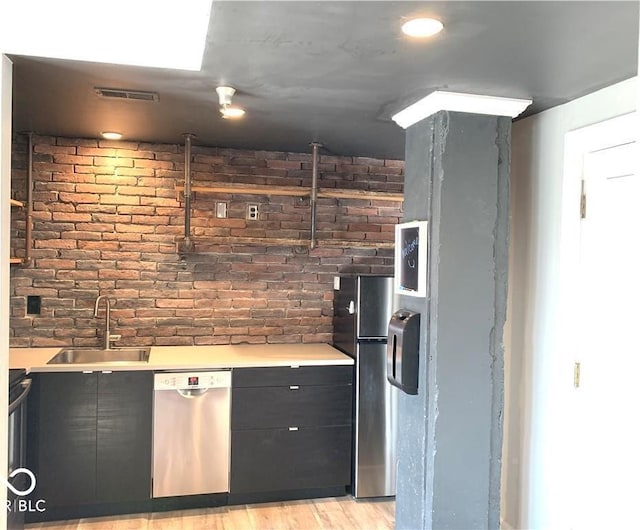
[387,335,397,381]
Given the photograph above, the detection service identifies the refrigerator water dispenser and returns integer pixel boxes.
[387,310,420,395]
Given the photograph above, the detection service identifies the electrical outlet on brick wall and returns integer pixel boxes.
[246,203,259,221]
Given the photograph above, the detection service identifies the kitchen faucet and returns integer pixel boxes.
[94,295,120,350]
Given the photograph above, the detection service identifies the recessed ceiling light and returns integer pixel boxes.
[401,17,444,38]
[101,131,123,140]
[220,107,246,120]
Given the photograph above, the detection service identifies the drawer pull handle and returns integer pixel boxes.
[288,427,299,431]
[289,385,299,390]
[101,370,113,374]
[82,371,93,374]
[290,365,300,369]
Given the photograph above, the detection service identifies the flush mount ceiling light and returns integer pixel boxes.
[0,0,212,70]
[101,131,123,140]
[216,86,246,119]
[401,17,444,38]
[220,107,246,119]
[392,91,533,129]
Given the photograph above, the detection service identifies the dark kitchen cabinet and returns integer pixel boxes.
[97,371,153,503]
[28,372,98,507]
[27,371,152,518]
[230,365,353,499]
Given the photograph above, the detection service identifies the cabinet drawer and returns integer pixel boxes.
[230,425,352,494]
[232,384,352,430]
[232,365,353,388]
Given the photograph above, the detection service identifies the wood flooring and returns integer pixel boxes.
[25,496,395,530]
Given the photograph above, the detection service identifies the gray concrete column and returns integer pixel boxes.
[395,111,510,530]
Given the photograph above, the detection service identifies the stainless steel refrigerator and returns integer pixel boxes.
[333,275,397,498]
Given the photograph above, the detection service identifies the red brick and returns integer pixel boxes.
[98,269,141,280]
[266,160,302,170]
[115,167,155,177]
[54,155,90,165]
[98,140,139,150]
[55,138,96,148]
[76,183,116,194]
[34,145,76,155]
[34,240,77,250]
[113,149,154,159]
[34,162,74,173]
[78,147,118,157]
[93,157,134,168]
[100,194,140,205]
[34,259,77,270]
[132,159,172,170]
[117,186,156,197]
[59,192,100,204]
[156,299,194,309]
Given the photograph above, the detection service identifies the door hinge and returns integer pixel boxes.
[574,362,581,388]
[580,181,587,219]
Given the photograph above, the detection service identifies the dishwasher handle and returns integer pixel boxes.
[176,388,210,398]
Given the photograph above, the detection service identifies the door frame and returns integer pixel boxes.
[557,111,638,526]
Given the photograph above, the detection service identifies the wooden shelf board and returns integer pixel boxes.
[317,239,395,249]
[177,236,393,250]
[176,184,308,198]
[175,184,404,202]
[318,189,403,202]
[178,236,310,248]
[10,199,25,208]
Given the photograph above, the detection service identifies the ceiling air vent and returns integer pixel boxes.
[94,87,159,102]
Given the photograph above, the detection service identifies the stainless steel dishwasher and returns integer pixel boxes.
[152,371,231,498]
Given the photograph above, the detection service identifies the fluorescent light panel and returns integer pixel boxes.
[392,91,533,129]
[0,0,212,71]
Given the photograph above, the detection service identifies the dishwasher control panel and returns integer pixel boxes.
[154,371,231,390]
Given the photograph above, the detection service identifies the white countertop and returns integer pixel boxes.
[9,343,353,373]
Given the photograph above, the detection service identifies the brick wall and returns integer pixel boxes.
[9,135,403,348]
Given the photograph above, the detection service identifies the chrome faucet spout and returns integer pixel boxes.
[94,295,113,350]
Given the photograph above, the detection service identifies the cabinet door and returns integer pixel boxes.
[96,371,153,503]
[232,384,352,430]
[230,425,352,494]
[28,372,98,507]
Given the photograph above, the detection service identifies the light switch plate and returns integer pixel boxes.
[333,276,341,290]
[215,201,228,219]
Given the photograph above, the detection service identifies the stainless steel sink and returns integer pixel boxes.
[47,347,151,365]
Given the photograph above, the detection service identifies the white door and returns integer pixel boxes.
[571,139,640,530]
